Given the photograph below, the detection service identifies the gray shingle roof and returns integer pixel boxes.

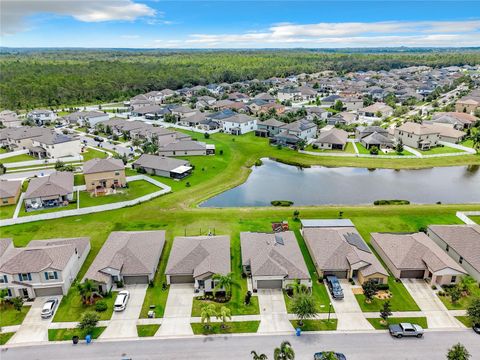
[315,129,348,146]
[33,132,77,145]
[132,154,190,172]
[24,172,73,199]
[158,141,206,152]
[0,180,21,198]
[83,158,124,174]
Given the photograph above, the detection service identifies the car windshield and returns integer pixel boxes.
[42,302,53,312]
[115,295,126,305]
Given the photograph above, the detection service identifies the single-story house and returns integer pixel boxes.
[422,123,466,144]
[327,112,358,126]
[427,225,480,282]
[24,172,74,212]
[241,231,311,290]
[165,235,230,293]
[314,128,348,150]
[360,131,394,150]
[430,112,478,130]
[132,154,192,179]
[0,237,90,298]
[83,158,126,193]
[157,140,215,156]
[64,111,109,127]
[358,102,393,119]
[0,180,22,206]
[83,231,165,292]
[0,110,21,128]
[302,219,388,284]
[371,232,467,285]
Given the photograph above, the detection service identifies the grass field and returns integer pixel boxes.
[81,148,109,161]
[190,321,260,335]
[0,332,15,345]
[48,327,106,341]
[418,145,465,155]
[0,305,30,327]
[0,153,36,164]
[367,317,428,329]
[0,204,16,220]
[136,324,160,337]
[470,216,480,224]
[290,319,337,331]
[53,290,117,322]
[455,316,472,327]
[191,296,259,317]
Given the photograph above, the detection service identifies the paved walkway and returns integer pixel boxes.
[402,279,461,329]
[100,284,147,339]
[257,289,293,333]
[156,284,194,336]
[330,281,373,331]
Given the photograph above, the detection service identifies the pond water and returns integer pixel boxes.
[200,159,480,207]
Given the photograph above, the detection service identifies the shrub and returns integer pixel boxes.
[115,280,124,288]
[95,300,107,312]
[431,285,437,290]
[271,200,293,207]
[186,182,191,187]
[373,200,410,206]
[312,144,319,149]
[219,150,223,155]
[377,283,390,291]
[77,312,100,333]
[254,159,263,167]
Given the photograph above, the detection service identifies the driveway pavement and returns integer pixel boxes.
[9,296,62,344]
[156,284,194,336]
[257,289,293,333]
[329,280,373,331]
[100,284,147,339]
[402,279,461,329]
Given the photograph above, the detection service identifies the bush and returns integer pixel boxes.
[115,280,124,288]
[254,159,263,167]
[431,285,437,290]
[219,149,223,155]
[312,144,319,149]
[377,283,390,291]
[271,200,293,207]
[373,199,410,206]
[186,182,191,187]
[95,300,107,312]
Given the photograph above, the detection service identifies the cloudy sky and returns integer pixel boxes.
[1,0,480,48]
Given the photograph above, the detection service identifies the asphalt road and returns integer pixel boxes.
[2,330,478,360]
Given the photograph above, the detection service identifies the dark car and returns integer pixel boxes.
[389,323,424,338]
[326,275,344,299]
[473,323,480,334]
[314,352,346,360]
[94,136,104,142]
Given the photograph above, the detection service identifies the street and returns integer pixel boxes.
[2,330,478,360]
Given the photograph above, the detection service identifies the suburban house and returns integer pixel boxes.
[132,154,192,179]
[157,140,215,156]
[64,111,109,127]
[394,122,440,150]
[165,235,230,293]
[29,132,82,159]
[277,87,302,102]
[3,126,51,150]
[306,107,330,121]
[425,123,466,143]
[355,126,393,150]
[83,158,126,193]
[0,237,90,298]
[0,180,22,206]
[171,105,197,119]
[340,97,364,111]
[83,231,165,292]
[430,112,478,130]
[219,113,257,135]
[24,172,74,212]
[255,118,286,138]
[27,109,57,125]
[314,128,348,150]
[0,110,21,128]
[327,112,358,126]
[301,219,388,284]
[274,119,317,146]
[371,232,467,285]
[240,231,311,290]
[358,103,394,119]
[427,225,480,282]
[455,92,480,114]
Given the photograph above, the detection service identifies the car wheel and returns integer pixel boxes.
[417,334,423,338]
[396,334,402,338]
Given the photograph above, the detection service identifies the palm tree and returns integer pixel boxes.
[131,138,142,148]
[77,279,98,305]
[291,293,318,326]
[217,306,231,329]
[447,343,470,360]
[200,304,217,329]
[212,272,237,297]
[251,350,268,360]
[287,280,308,296]
[459,275,475,294]
[274,341,295,360]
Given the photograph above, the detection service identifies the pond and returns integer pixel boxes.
[200,159,480,207]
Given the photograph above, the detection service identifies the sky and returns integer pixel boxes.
[1,0,480,48]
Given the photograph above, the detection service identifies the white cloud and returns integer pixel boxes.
[1,0,156,35]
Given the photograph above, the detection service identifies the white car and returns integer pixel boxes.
[114,290,130,312]
[41,298,59,319]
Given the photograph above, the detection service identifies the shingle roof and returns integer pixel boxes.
[0,238,12,258]
[83,231,165,283]
[397,122,440,135]
[361,131,393,145]
[428,225,480,271]
[301,219,354,228]
[34,132,77,145]
[315,129,348,146]
[259,118,286,128]
[165,235,230,278]
[83,158,124,174]
[24,172,73,199]
[158,141,206,152]
[241,231,310,280]
[0,180,21,198]
[132,154,190,172]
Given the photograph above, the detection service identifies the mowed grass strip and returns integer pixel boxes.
[136,324,160,337]
[48,327,106,341]
[190,321,260,335]
[53,291,117,322]
[191,296,259,317]
[290,319,337,331]
[0,332,15,345]
[367,317,428,330]
[0,305,31,327]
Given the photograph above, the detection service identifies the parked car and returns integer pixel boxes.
[473,323,480,334]
[94,136,104,142]
[41,298,59,319]
[326,275,344,299]
[314,352,346,360]
[114,290,130,312]
[389,323,424,338]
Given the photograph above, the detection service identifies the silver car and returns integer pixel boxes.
[114,290,130,312]
[41,298,59,319]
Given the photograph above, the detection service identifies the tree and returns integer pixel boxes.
[458,275,475,294]
[448,286,461,304]
[0,289,8,307]
[362,280,378,303]
[291,293,318,326]
[333,100,343,112]
[395,140,404,154]
[251,351,268,360]
[287,280,308,296]
[11,297,24,312]
[212,272,236,297]
[204,132,210,139]
[77,311,99,333]
[317,352,337,360]
[200,304,217,329]
[447,343,471,360]
[293,210,300,221]
[132,138,142,148]
[369,145,379,155]
[380,300,392,324]
[77,279,98,305]
[217,306,231,329]
[0,163,6,175]
[470,127,480,154]
[274,341,295,360]
[467,297,480,325]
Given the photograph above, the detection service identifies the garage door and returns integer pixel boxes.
[34,287,63,297]
[169,275,194,284]
[123,275,149,284]
[257,280,283,289]
[323,270,348,279]
[400,270,425,279]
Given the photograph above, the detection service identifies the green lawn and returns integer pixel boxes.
[455,316,472,327]
[0,148,8,154]
[438,282,480,310]
[0,332,15,345]
[0,154,36,164]
[367,317,428,330]
[418,145,465,155]
[306,142,356,154]
[53,290,117,322]
[190,321,260,335]
[136,324,160,337]
[74,174,85,186]
[470,216,480,224]
[461,139,474,148]
[0,205,16,220]
[0,305,30,327]
[79,180,159,208]
[48,327,106,341]
[355,277,420,312]
[356,143,414,156]
[81,148,109,162]
[290,319,337,331]
[191,296,259,317]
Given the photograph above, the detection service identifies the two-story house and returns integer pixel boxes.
[394,122,440,150]
[83,158,126,194]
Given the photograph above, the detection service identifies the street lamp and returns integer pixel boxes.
[328,302,332,322]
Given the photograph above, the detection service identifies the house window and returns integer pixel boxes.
[7,288,12,297]
[114,171,120,176]
[44,271,58,280]
[197,280,205,288]
[0,275,8,283]
[2,198,8,204]
[19,273,31,281]
[459,257,463,264]
[451,276,457,283]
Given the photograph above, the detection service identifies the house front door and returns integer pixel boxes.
[20,288,29,298]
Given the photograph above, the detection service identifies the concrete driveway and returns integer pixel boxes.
[156,284,194,336]
[100,284,147,339]
[329,280,373,331]
[402,279,461,329]
[9,296,62,344]
[257,289,293,333]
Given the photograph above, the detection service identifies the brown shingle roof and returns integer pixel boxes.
[83,158,124,174]
[24,172,73,199]
[0,180,21,198]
